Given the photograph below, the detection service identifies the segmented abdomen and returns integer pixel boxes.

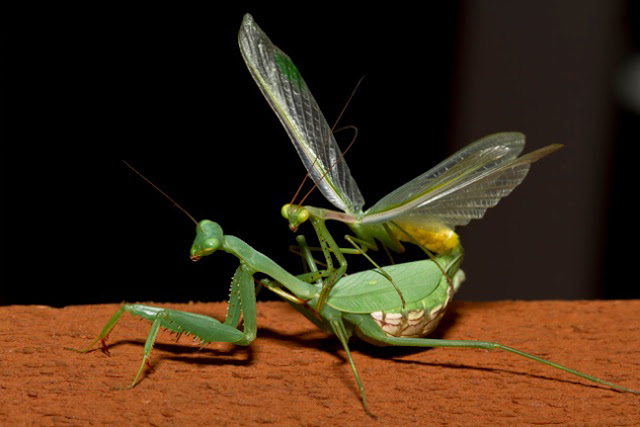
[370,269,464,338]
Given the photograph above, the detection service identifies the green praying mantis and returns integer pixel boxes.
[238,13,563,311]
[67,14,638,415]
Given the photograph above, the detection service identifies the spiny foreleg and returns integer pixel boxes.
[66,264,258,389]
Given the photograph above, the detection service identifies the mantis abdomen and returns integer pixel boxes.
[369,269,464,338]
[391,222,460,254]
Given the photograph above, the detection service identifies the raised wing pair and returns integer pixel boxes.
[239,13,562,258]
[66,16,637,417]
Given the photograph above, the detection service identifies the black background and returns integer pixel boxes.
[2,2,639,306]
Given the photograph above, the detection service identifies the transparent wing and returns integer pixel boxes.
[238,14,364,214]
[363,132,561,228]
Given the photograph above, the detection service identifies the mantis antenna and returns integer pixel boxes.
[289,75,367,206]
[122,160,198,226]
[297,125,359,206]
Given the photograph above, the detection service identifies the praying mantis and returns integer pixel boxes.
[66,14,638,415]
[238,14,562,310]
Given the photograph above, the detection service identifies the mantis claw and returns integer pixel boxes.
[109,383,137,391]
[100,339,111,356]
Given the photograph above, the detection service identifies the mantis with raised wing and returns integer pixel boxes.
[238,14,561,310]
[66,14,638,416]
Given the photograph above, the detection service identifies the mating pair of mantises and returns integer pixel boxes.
[67,14,638,415]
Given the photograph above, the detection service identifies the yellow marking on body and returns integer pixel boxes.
[392,223,459,254]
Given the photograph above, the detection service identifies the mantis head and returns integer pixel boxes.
[190,220,224,261]
[281,204,309,232]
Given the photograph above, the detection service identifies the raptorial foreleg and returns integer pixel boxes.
[66,264,258,388]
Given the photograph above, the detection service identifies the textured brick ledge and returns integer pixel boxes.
[1,300,638,425]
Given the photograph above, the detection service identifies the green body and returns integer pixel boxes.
[249,6,562,309]
[68,219,638,415]
[327,255,461,314]
[66,14,637,416]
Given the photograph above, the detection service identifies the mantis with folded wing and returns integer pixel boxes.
[67,14,638,415]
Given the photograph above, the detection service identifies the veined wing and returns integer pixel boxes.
[362,132,562,228]
[238,14,364,214]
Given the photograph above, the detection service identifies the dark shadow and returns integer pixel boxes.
[89,302,464,367]
[81,307,624,398]
[389,359,622,393]
[257,327,348,366]
[253,307,464,361]
[98,338,254,364]
[256,324,624,396]
[350,311,462,359]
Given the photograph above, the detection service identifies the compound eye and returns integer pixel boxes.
[281,204,291,219]
[297,208,309,223]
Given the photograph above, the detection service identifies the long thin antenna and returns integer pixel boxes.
[289,74,367,206]
[297,125,358,206]
[122,160,198,226]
